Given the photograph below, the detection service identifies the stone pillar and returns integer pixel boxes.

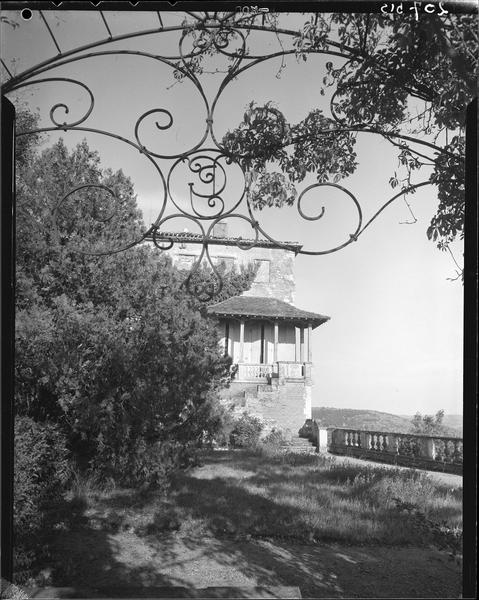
[273,321,278,362]
[318,428,328,452]
[303,362,312,384]
[426,438,436,460]
[387,434,399,455]
[295,326,301,362]
[307,323,312,363]
[418,437,436,460]
[359,431,369,451]
[300,327,305,362]
[327,428,335,451]
[239,319,245,362]
[303,383,312,419]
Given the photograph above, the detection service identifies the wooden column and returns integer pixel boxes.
[224,321,229,357]
[307,323,312,362]
[295,326,301,362]
[239,319,245,362]
[300,327,305,362]
[260,323,265,364]
[273,321,279,362]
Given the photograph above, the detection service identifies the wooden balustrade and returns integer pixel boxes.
[326,426,463,475]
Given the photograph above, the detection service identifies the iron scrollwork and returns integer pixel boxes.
[1,10,431,300]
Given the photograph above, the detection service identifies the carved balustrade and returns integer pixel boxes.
[235,361,309,381]
[277,361,305,379]
[236,363,274,381]
[325,426,463,474]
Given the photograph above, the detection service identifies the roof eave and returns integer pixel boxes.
[146,233,303,252]
[207,312,330,327]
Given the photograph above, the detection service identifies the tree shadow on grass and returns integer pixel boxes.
[30,458,348,597]
[162,473,460,598]
[162,451,461,593]
[23,495,197,598]
[27,451,461,598]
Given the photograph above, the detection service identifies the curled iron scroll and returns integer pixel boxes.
[12,77,95,128]
[1,11,435,299]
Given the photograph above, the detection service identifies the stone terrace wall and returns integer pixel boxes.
[326,426,463,475]
[222,380,310,437]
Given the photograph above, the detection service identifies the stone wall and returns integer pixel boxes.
[327,427,463,475]
[160,239,297,303]
[221,379,311,437]
[221,382,259,404]
[241,246,296,304]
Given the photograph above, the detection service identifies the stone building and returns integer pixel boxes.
[154,223,330,437]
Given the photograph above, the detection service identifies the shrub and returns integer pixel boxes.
[229,414,263,448]
[14,417,71,582]
[262,428,286,446]
[14,417,71,532]
[393,498,463,561]
[298,419,314,440]
[142,509,181,535]
[212,409,238,447]
[89,438,196,491]
[67,470,114,507]
[257,429,287,457]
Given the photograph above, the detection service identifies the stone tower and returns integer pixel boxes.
[153,223,330,436]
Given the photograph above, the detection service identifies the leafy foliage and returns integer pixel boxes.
[229,413,263,448]
[217,12,476,260]
[14,417,71,533]
[186,260,258,309]
[14,122,255,489]
[393,498,462,562]
[14,417,71,582]
[427,135,465,249]
[249,171,297,210]
[262,428,286,446]
[99,439,197,491]
[222,101,357,209]
[410,410,449,436]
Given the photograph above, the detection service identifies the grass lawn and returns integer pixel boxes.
[19,450,463,598]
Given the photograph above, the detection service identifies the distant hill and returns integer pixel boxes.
[311,407,413,433]
[311,407,462,436]
[442,414,463,434]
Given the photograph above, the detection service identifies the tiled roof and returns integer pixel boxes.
[146,231,302,252]
[207,296,330,328]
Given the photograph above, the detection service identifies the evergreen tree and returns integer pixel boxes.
[14,121,254,484]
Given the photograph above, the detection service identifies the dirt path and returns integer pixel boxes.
[28,531,462,598]
[109,528,462,598]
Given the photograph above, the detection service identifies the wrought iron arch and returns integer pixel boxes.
[1,8,437,300]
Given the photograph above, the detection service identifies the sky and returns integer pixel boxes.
[1,9,464,416]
